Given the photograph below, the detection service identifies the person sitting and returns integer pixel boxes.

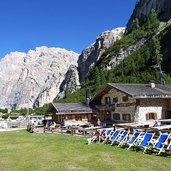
[98,130,107,143]
[49,121,57,132]
[87,130,100,145]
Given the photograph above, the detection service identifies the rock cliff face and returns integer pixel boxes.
[127,0,171,31]
[56,65,80,100]
[0,27,125,110]
[0,47,79,109]
[77,27,125,83]
[105,37,148,69]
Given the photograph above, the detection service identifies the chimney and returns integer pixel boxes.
[85,89,90,105]
[86,98,90,106]
[150,80,155,88]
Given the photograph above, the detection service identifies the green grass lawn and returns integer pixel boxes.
[0,131,170,171]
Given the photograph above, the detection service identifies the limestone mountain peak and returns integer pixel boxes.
[0,46,79,109]
[77,27,125,83]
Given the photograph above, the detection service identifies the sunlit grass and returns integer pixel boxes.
[0,131,170,171]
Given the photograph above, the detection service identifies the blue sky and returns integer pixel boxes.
[0,0,137,58]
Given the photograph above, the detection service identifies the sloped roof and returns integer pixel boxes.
[91,83,171,102]
[52,103,93,113]
[108,83,171,98]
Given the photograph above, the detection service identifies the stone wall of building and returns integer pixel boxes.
[101,89,136,121]
[100,88,168,122]
[135,99,167,122]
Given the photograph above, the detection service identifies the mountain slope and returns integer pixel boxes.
[2,0,171,109]
[59,0,171,103]
[127,0,171,32]
[0,46,79,109]
[77,27,125,83]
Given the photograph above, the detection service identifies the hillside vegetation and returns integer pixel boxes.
[9,9,171,113]
[56,9,171,103]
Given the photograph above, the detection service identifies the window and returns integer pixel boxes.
[164,111,171,119]
[65,116,68,121]
[113,113,120,120]
[105,97,111,104]
[122,114,131,121]
[146,113,157,120]
[75,115,81,121]
[122,95,128,102]
[113,97,118,103]
[67,115,73,120]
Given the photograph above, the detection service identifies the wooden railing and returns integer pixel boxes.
[95,104,115,111]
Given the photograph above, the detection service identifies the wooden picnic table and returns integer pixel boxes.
[65,126,102,136]
[152,125,171,130]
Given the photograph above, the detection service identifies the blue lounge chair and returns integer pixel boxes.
[97,128,113,143]
[109,129,122,145]
[166,141,171,152]
[97,129,106,138]
[105,129,113,137]
[117,130,129,147]
[138,132,155,153]
[99,129,113,141]
[153,133,169,155]
[87,129,104,144]
[99,129,106,135]
[126,130,142,150]
[101,129,114,144]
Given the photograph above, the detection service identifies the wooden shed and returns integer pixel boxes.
[48,103,94,126]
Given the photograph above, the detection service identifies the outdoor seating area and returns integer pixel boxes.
[26,113,171,157]
[87,127,171,156]
[43,124,102,135]
[1,130,170,170]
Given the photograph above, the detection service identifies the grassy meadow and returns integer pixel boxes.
[0,130,170,171]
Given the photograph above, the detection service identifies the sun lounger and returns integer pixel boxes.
[105,129,113,137]
[126,130,142,150]
[152,125,171,130]
[153,133,169,155]
[117,130,129,147]
[99,128,113,143]
[101,129,114,144]
[138,132,155,153]
[87,129,105,144]
[87,136,97,145]
[109,129,122,146]
[92,128,111,144]
[166,141,171,152]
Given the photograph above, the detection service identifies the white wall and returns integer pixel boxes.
[64,119,88,126]
[135,99,167,122]
[99,88,168,123]
[137,106,162,122]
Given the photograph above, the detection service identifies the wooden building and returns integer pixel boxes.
[91,83,171,124]
[48,103,93,126]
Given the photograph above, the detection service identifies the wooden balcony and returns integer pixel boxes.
[167,100,171,110]
[95,104,115,111]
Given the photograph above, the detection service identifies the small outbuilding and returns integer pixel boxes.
[48,103,94,126]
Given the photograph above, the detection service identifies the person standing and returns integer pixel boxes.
[97,118,101,126]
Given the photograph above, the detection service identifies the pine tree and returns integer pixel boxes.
[150,36,163,84]
[151,36,162,68]
[147,9,160,35]
[144,46,151,62]
[100,69,106,85]
[132,18,140,31]
[82,76,90,88]
[94,67,101,89]
[64,87,70,99]
[106,70,113,83]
